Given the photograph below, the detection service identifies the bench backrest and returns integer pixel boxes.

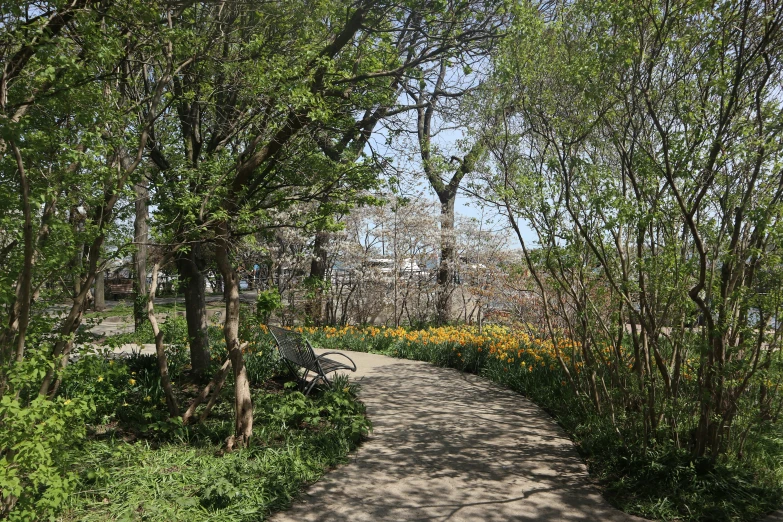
[268,325,320,372]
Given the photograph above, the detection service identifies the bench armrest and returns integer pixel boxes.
[315,351,357,372]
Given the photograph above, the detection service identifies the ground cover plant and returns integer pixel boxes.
[83,301,192,321]
[1,315,369,521]
[61,374,368,522]
[308,324,783,521]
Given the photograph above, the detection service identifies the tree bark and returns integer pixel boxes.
[215,233,253,447]
[436,194,456,324]
[182,357,232,425]
[305,231,329,325]
[10,141,33,363]
[176,246,210,380]
[133,176,148,330]
[148,262,180,417]
[69,206,84,297]
[94,269,105,311]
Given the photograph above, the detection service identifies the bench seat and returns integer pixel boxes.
[268,325,357,395]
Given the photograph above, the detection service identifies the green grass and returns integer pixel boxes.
[83,303,136,320]
[52,316,369,522]
[98,314,192,347]
[64,438,335,521]
[84,300,219,321]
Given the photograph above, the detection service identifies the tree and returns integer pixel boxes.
[387,1,507,323]
[479,0,783,457]
[144,0,516,446]
[0,1,180,397]
[0,1,186,514]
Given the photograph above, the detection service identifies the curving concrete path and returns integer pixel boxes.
[272,350,644,522]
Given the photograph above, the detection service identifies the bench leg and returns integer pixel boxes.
[300,368,312,392]
[280,358,332,396]
[304,375,328,396]
[283,359,308,392]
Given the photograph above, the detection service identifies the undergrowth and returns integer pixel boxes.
[48,316,370,522]
[62,375,368,522]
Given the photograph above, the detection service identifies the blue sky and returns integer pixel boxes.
[367,115,538,249]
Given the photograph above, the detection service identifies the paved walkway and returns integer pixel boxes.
[272,350,643,522]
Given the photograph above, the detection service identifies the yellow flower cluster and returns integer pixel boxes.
[310,323,578,371]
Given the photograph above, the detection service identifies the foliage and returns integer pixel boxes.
[62,381,370,521]
[256,289,282,324]
[478,0,783,461]
[4,0,783,520]
[0,349,94,521]
[1,0,511,481]
[0,395,93,521]
[102,314,189,348]
[60,354,131,424]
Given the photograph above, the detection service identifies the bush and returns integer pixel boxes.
[0,347,94,521]
[60,352,131,424]
[256,289,282,324]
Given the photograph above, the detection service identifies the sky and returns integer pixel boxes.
[365,111,539,251]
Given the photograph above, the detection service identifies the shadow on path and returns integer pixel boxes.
[272,351,644,522]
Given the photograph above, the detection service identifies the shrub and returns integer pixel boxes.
[0,347,94,521]
[256,289,282,324]
[60,352,131,424]
[64,379,371,521]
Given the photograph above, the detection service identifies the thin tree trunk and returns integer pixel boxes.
[182,357,232,424]
[134,177,148,330]
[94,269,105,311]
[215,233,253,447]
[148,262,180,417]
[306,231,329,325]
[10,141,33,363]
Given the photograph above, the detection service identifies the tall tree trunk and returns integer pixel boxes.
[305,231,329,325]
[133,177,148,330]
[215,233,253,447]
[411,57,484,325]
[176,245,210,380]
[10,141,33,363]
[94,269,105,311]
[436,193,456,324]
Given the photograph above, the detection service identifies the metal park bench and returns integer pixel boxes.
[268,325,357,395]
